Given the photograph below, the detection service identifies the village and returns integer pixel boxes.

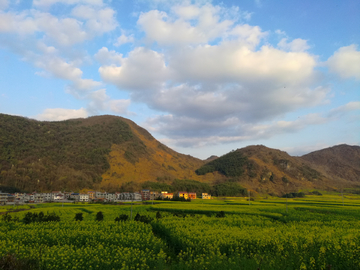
[0,190,212,205]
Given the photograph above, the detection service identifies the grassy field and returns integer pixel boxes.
[1,194,360,269]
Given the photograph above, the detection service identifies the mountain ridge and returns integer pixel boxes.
[0,113,358,195]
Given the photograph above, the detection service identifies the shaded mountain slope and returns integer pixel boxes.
[301,144,360,184]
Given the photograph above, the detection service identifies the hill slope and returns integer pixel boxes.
[196,145,358,194]
[0,114,222,192]
[1,113,358,195]
[301,144,360,184]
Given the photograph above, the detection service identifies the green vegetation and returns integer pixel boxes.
[0,114,143,192]
[142,179,245,197]
[1,195,360,269]
[195,150,248,177]
[212,182,247,197]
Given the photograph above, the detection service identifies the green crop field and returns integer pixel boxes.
[1,194,360,270]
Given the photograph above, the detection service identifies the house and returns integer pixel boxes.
[178,191,188,200]
[202,193,211,199]
[70,193,79,201]
[150,191,160,200]
[141,189,151,201]
[88,191,96,200]
[134,192,142,201]
[188,192,197,199]
[0,191,9,204]
[161,192,173,199]
[79,194,89,202]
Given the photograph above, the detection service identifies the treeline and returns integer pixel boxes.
[195,150,248,177]
[142,179,247,197]
[0,114,146,192]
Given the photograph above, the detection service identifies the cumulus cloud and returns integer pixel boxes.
[278,38,310,52]
[86,89,131,114]
[0,4,117,46]
[99,47,168,90]
[95,47,123,65]
[327,45,360,80]
[137,4,235,46]
[96,3,331,148]
[114,34,134,46]
[36,107,88,121]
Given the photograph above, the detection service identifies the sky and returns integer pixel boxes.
[0,0,359,160]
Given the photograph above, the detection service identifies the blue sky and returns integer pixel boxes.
[0,0,359,159]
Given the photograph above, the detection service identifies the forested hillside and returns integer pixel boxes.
[0,114,221,193]
[0,114,138,191]
[195,145,359,194]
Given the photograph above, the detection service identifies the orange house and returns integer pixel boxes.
[188,192,197,199]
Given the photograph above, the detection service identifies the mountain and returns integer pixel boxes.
[196,145,359,195]
[1,113,358,195]
[300,144,360,184]
[204,155,219,162]
[0,114,222,193]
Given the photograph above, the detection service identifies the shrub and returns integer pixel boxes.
[75,213,83,221]
[134,213,153,224]
[115,214,128,222]
[1,213,12,222]
[22,212,60,224]
[95,211,104,221]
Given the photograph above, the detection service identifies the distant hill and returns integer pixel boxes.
[196,145,359,195]
[204,155,219,162]
[301,144,360,184]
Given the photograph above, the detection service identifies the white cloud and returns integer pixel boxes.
[137,4,234,46]
[328,101,360,118]
[72,5,117,35]
[114,34,134,46]
[145,113,327,148]
[170,43,317,87]
[0,5,117,46]
[278,38,310,52]
[36,108,88,121]
[0,11,39,34]
[0,0,8,10]
[94,47,123,65]
[86,89,131,114]
[99,47,168,90]
[100,4,328,147]
[327,45,360,80]
[275,29,286,36]
[227,24,266,47]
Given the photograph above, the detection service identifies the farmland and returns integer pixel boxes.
[1,194,360,269]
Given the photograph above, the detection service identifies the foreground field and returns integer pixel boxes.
[1,194,360,269]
